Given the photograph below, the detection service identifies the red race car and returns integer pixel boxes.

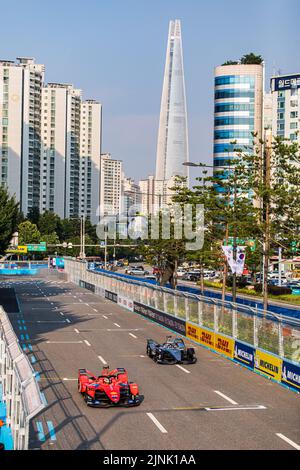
[78,366,141,407]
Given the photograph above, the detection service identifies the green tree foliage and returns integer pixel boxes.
[38,211,60,235]
[240,53,263,64]
[27,206,40,225]
[0,186,20,253]
[18,221,41,244]
[222,60,239,66]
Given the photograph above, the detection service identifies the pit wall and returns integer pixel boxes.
[64,259,300,393]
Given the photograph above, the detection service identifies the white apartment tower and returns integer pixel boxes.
[0,57,44,214]
[270,73,300,145]
[79,100,102,224]
[100,153,122,217]
[41,83,81,219]
[155,20,189,182]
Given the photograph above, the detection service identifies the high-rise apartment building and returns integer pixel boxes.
[270,73,300,145]
[100,153,122,217]
[121,177,141,216]
[139,175,155,215]
[41,83,81,219]
[213,63,264,185]
[0,57,44,214]
[79,100,102,224]
[155,20,189,182]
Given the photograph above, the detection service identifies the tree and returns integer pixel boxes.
[222,60,239,66]
[0,186,20,254]
[38,211,60,235]
[240,53,263,64]
[27,206,40,225]
[18,221,41,244]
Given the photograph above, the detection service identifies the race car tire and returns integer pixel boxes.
[78,380,83,394]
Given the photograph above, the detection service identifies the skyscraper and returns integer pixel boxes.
[155,20,189,182]
[213,62,264,189]
[0,57,44,214]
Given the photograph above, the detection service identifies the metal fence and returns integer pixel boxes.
[64,258,300,363]
[0,307,44,450]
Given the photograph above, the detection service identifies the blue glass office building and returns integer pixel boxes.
[213,64,264,192]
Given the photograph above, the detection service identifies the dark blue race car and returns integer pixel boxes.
[146,336,197,364]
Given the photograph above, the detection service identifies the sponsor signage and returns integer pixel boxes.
[6,245,28,254]
[186,323,215,349]
[214,333,234,358]
[105,290,118,303]
[272,74,300,91]
[281,360,300,392]
[234,341,255,369]
[117,295,134,312]
[134,301,186,335]
[79,280,95,292]
[254,349,282,381]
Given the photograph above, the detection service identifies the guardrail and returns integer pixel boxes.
[0,307,45,450]
[64,258,300,393]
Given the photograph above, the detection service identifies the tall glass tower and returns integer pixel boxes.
[213,63,264,193]
[155,20,189,182]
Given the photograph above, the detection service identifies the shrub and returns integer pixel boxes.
[254,284,292,295]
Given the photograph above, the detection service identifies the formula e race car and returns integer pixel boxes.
[78,366,141,407]
[146,336,197,364]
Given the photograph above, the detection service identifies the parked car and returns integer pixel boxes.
[182,272,201,282]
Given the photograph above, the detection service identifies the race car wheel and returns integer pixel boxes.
[146,346,151,356]
[78,380,83,394]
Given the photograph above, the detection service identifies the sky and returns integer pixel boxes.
[1,0,300,182]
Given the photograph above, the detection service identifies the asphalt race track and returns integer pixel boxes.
[1,272,300,450]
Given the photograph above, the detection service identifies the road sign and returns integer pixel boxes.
[223,237,256,252]
[26,244,47,252]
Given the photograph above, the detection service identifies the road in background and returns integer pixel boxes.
[0,271,299,450]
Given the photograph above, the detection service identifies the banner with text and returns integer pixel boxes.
[254,349,282,381]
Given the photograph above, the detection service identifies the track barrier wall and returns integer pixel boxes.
[0,307,45,450]
[64,258,300,393]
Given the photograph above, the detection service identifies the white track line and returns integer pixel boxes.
[129,333,137,339]
[205,405,266,412]
[114,323,121,328]
[60,312,64,316]
[214,390,238,405]
[65,318,71,323]
[276,433,300,450]
[146,413,168,434]
[74,328,79,334]
[176,364,190,374]
[103,315,108,319]
[93,308,98,312]
[84,340,91,347]
[98,355,107,365]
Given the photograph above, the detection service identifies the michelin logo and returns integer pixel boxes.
[282,366,300,385]
[234,345,253,363]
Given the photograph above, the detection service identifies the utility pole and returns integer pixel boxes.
[222,189,230,304]
[278,247,282,287]
[104,228,108,269]
[79,215,86,259]
[232,168,238,303]
[263,130,272,312]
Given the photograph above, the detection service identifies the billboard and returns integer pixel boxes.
[272,75,300,91]
[105,290,118,303]
[281,360,300,392]
[117,295,134,312]
[214,333,234,358]
[234,341,255,369]
[254,349,282,381]
[134,301,186,335]
[186,323,215,348]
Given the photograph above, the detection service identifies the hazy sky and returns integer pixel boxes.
[2,0,299,182]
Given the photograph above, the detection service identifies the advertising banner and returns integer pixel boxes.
[281,360,300,392]
[186,323,215,348]
[234,340,255,369]
[254,349,282,381]
[95,286,106,298]
[118,295,134,312]
[134,301,186,335]
[214,333,234,358]
[105,290,118,303]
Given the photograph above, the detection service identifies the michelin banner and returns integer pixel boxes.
[281,360,300,392]
[234,341,255,369]
[254,349,282,382]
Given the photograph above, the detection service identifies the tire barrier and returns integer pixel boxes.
[0,307,45,449]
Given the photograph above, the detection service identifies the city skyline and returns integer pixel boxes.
[1,0,299,182]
